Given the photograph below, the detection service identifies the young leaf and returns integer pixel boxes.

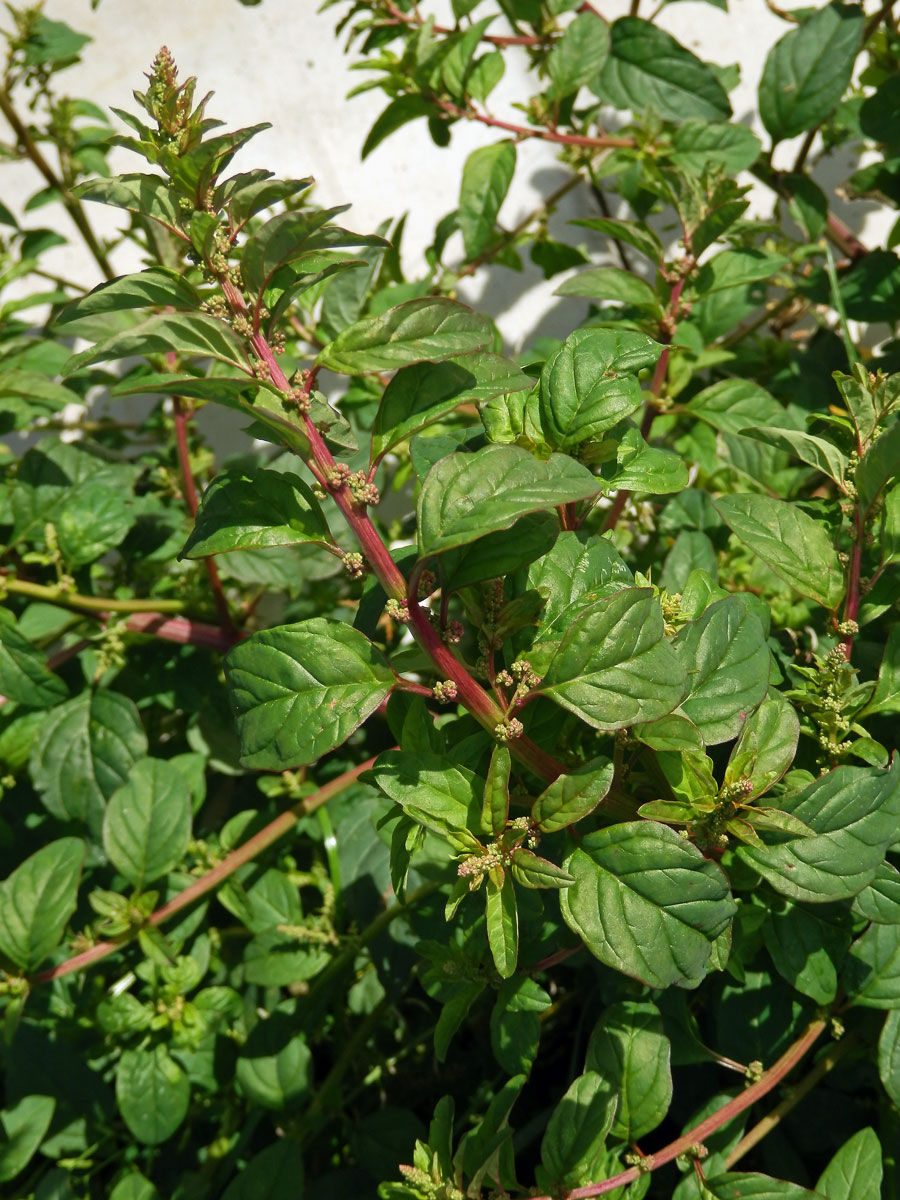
[0,838,84,971]
[538,588,687,730]
[605,427,689,496]
[483,744,511,836]
[225,620,395,769]
[508,850,574,889]
[316,297,492,374]
[560,822,736,988]
[739,761,900,902]
[30,691,148,834]
[586,1001,672,1140]
[485,873,518,978]
[116,1046,190,1146]
[416,444,599,557]
[595,17,731,122]
[724,696,800,799]
[361,96,434,159]
[180,468,331,558]
[713,494,844,610]
[530,760,615,833]
[102,759,192,891]
[538,1071,616,1188]
[673,596,770,745]
[538,328,663,453]
[458,141,516,260]
[758,2,863,142]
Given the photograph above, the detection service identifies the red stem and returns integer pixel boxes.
[530,1019,828,1200]
[123,611,242,651]
[435,98,633,149]
[219,279,566,782]
[31,755,379,985]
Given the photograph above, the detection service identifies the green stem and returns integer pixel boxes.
[30,756,380,986]
[1,576,185,614]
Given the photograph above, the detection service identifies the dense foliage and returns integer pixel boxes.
[1,1,900,1196]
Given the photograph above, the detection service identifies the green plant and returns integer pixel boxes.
[1,1,900,1196]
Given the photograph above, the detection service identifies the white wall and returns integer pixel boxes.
[1,1,889,359]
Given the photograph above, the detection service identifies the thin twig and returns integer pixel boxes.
[1,575,185,613]
[31,755,381,985]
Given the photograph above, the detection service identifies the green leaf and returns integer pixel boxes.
[560,821,735,987]
[75,173,185,236]
[55,268,200,326]
[0,1095,56,1184]
[221,1142,306,1200]
[371,353,532,461]
[538,1071,616,1188]
[240,207,384,296]
[102,758,192,891]
[30,691,147,834]
[764,901,848,1004]
[538,328,663,453]
[0,837,83,971]
[531,760,615,832]
[416,444,598,557]
[569,217,663,264]
[23,16,89,64]
[0,608,67,708]
[606,427,689,496]
[673,596,770,745]
[317,297,492,373]
[758,2,864,142]
[63,312,249,375]
[181,468,331,558]
[236,1013,313,1109]
[878,1010,900,1107]
[115,1046,190,1146]
[815,1127,882,1200]
[362,96,434,159]
[442,17,497,100]
[713,494,844,609]
[694,249,787,295]
[857,421,900,511]
[595,17,731,122]
[538,588,687,730]
[741,425,848,487]
[483,744,511,836]
[486,874,518,978]
[669,120,762,174]
[704,1173,823,1200]
[225,619,395,769]
[633,712,704,752]
[852,863,900,924]
[508,849,574,889]
[586,1001,672,1140]
[109,1173,160,1200]
[724,695,800,799]
[373,751,485,851]
[458,141,516,260]
[440,511,560,591]
[846,922,900,1008]
[555,266,660,311]
[57,480,135,567]
[865,625,900,717]
[527,531,633,642]
[545,13,610,99]
[687,379,786,435]
[490,977,550,1075]
[739,762,900,902]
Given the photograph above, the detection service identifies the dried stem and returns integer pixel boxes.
[724,1032,859,1168]
[31,755,380,985]
[529,1019,828,1200]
